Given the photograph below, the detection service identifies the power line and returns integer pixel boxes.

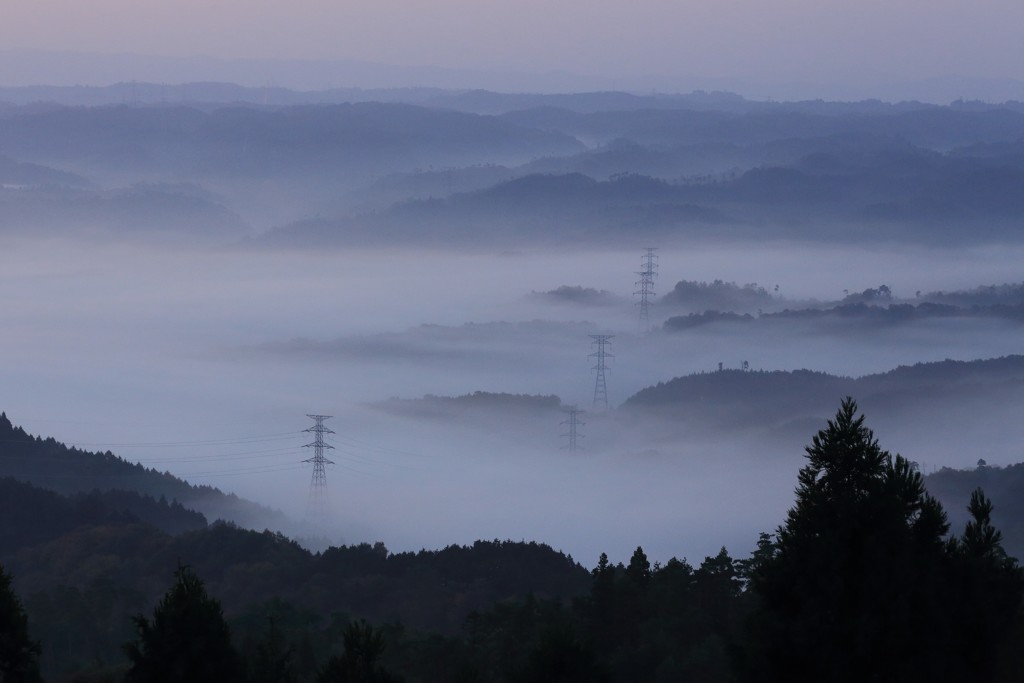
[589,335,614,413]
[561,406,585,453]
[62,432,303,448]
[302,414,335,523]
[634,247,658,333]
[137,446,299,464]
[329,433,428,459]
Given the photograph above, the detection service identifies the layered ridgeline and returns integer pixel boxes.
[267,159,1024,246]
[0,103,582,177]
[622,355,1024,430]
[0,102,581,240]
[0,412,290,533]
[263,107,1024,247]
[3,97,1024,246]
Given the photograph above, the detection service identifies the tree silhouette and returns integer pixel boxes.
[0,563,42,683]
[624,547,651,587]
[743,398,1022,683]
[950,488,1023,681]
[249,616,298,683]
[516,625,609,683]
[124,565,244,683]
[317,619,403,683]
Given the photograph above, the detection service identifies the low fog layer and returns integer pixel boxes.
[3,87,1024,563]
[3,239,1023,563]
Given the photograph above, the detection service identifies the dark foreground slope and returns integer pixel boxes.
[0,412,290,532]
[4,401,1022,683]
[0,475,588,679]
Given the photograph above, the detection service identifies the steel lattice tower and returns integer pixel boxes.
[589,335,614,412]
[634,247,658,333]
[303,414,335,522]
[561,405,585,452]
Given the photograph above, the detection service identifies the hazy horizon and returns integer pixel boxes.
[2,49,1024,104]
[3,0,1024,103]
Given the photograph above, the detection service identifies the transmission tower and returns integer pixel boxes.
[634,247,658,333]
[561,405,585,452]
[302,414,335,522]
[589,335,614,412]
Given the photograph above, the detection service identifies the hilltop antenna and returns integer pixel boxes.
[634,247,658,333]
[589,335,614,412]
[561,405,585,452]
[303,414,335,522]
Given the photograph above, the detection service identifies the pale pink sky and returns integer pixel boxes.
[2,0,1023,95]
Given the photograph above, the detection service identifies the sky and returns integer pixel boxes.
[3,0,1024,99]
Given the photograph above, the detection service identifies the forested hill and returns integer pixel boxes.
[0,476,206,551]
[0,474,589,679]
[621,355,1024,431]
[926,463,1024,562]
[0,412,291,532]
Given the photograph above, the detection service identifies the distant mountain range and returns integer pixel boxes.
[9,82,984,115]
[264,155,1024,246]
[0,103,582,175]
[2,95,1024,245]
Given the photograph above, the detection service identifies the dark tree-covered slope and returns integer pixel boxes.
[0,412,289,532]
[0,473,589,678]
[0,477,205,552]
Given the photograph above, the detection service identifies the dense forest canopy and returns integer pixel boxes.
[1,402,1022,681]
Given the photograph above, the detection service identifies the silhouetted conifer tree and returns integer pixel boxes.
[0,563,42,683]
[249,616,298,683]
[743,398,1022,683]
[317,620,402,683]
[124,565,244,683]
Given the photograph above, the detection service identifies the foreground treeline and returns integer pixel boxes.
[2,399,1024,682]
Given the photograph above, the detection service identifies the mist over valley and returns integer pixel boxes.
[4,89,1024,564]
[5,0,1024,673]
[4,231,1024,567]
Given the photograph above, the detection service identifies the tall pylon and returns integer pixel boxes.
[303,414,335,522]
[634,247,658,333]
[561,405,585,452]
[589,335,614,412]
